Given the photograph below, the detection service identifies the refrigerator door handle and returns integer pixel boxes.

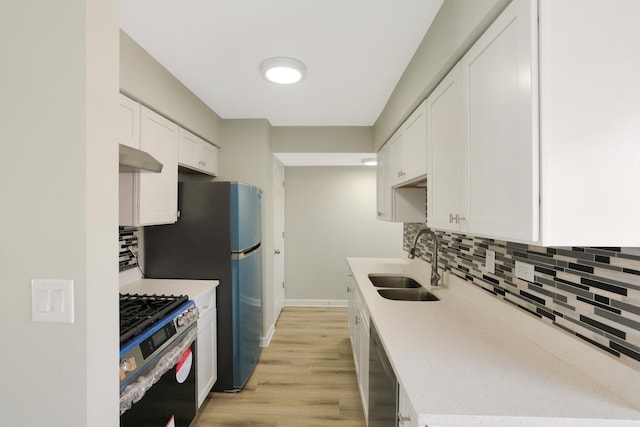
[232,243,261,260]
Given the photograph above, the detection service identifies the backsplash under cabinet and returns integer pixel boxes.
[404,223,640,372]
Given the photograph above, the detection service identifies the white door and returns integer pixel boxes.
[272,158,285,318]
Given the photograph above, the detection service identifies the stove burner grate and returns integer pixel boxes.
[119,293,189,345]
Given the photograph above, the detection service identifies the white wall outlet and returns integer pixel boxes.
[31,279,74,323]
[485,250,495,274]
[515,261,535,283]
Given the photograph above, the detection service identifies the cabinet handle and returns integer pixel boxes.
[449,213,466,224]
[355,314,360,325]
[398,413,411,425]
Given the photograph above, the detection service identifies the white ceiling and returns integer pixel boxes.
[119,0,444,127]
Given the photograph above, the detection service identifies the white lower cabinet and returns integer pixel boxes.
[194,287,217,408]
[398,384,419,427]
[347,273,369,421]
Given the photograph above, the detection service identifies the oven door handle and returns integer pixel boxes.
[119,325,197,415]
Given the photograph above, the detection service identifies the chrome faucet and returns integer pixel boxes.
[408,228,441,286]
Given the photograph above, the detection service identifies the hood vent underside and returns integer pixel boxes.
[119,144,163,173]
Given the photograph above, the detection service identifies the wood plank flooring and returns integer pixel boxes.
[195,307,366,427]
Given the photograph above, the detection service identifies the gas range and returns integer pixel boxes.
[119,293,198,389]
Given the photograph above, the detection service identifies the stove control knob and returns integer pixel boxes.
[187,307,199,321]
[176,315,188,327]
[120,357,137,380]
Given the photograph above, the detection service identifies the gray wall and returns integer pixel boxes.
[272,126,374,153]
[1,0,119,425]
[373,0,511,149]
[120,30,223,146]
[284,167,403,302]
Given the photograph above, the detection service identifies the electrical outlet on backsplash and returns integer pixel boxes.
[403,222,640,371]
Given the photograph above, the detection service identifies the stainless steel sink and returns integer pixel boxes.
[368,274,422,288]
[377,288,440,301]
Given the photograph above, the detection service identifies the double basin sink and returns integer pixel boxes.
[368,274,439,301]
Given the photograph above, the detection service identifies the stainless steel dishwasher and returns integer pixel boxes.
[368,322,398,426]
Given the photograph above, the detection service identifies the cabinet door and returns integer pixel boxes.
[118,94,140,148]
[197,305,217,408]
[460,0,539,242]
[389,130,406,186]
[427,63,467,233]
[398,384,419,427]
[376,143,393,221]
[402,100,427,183]
[357,302,369,420]
[178,127,218,176]
[347,275,358,343]
[200,141,218,176]
[538,0,640,246]
[138,106,179,225]
[178,128,199,168]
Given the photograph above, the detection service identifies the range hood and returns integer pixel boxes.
[119,144,163,173]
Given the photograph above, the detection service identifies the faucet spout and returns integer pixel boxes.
[407,228,441,286]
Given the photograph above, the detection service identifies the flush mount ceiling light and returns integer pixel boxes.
[260,57,307,84]
[362,158,377,166]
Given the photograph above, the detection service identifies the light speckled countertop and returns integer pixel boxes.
[119,278,219,305]
[347,257,640,426]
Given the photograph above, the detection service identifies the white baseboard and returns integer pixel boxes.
[285,299,348,308]
[261,322,275,347]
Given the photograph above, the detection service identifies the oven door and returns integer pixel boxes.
[121,326,198,427]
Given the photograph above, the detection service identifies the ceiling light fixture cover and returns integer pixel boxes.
[260,57,307,84]
[362,158,377,166]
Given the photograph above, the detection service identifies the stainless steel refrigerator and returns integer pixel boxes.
[144,181,263,392]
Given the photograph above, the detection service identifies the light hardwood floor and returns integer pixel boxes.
[196,307,366,427]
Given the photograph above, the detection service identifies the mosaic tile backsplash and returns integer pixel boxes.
[119,227,139,272]
[404,223,640,371]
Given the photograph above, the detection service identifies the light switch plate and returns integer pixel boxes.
[485,250,495,274]
[515,261,535,283]
[32,279,74,323]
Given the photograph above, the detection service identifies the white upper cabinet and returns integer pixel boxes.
[178,127,218,177]
[425,0,640,246]
[118,94,140,149]
[388,101,428,187]
[427,63,467,234]
[401,100,428,184]
[388,129,405,186]
[376,142,392,221]
[138,106,179,225]
[538,0,640,246]
[376,101,428,223]
[460,0,539,243]
[119,95,179,226]
[376,136,426,223]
